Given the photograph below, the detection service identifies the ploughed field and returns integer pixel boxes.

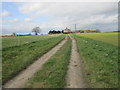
[2,34,65,84]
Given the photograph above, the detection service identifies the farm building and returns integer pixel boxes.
[76,30,99,33]
[62,28,100,34]
[63,27,72,34]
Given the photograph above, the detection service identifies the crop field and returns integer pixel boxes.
[2,35,65,84]
[2,34,61,49]
[2,32,119,88]
[73,34,119,88]
[77,32,119,46]
[26,38,71,88]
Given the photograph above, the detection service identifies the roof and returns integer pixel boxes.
[63,27,71,33]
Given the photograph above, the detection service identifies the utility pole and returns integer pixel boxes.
[75,24,76,32]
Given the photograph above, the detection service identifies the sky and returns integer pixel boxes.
[1,2,118,35]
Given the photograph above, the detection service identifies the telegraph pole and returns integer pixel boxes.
[75,24,76,32]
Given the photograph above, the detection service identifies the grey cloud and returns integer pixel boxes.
[2,2,118,35]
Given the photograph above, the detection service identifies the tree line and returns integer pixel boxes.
[48,30,63,34]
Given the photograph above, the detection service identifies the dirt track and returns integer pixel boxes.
[3,36,88,88]
[65,36,88,88]
[3,37,67,88]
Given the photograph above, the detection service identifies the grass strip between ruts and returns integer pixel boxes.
[26,37,71,88]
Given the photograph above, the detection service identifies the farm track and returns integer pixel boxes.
[65,36,88,88]
[3,36,68,88]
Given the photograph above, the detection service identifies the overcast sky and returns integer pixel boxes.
[1,2,118,35]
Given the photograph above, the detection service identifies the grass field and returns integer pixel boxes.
[2,32,119,88]
[0,37,2,86]
[26,38,71,88]
[2,34,61,49]
[2,35,65,84]
[73,34,118,88]
[0,52,1,86]
[77,32,119,46]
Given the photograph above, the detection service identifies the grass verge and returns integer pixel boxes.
[73,34,118,88]
[2,35,65,84]
[26,38,71,88]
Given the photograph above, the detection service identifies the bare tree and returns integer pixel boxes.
[32,27,41,35]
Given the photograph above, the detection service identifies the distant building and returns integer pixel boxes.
[83,30,97,33]
[63,27,72,34]
[77,30,99,33]
[62,27,100,34]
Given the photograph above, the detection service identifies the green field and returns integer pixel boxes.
[2,35,65,84]
[2,34,61,49]
[77,32,119,46]
[26,38,71,88]
[73,34,119,88]
[2,32,119,88]
[0,37,2,86]
[0,51,1,86]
